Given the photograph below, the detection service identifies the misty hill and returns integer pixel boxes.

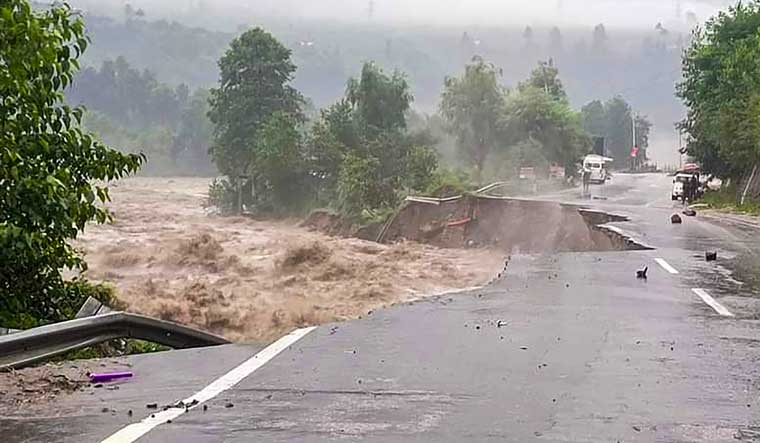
[73,10,688,164]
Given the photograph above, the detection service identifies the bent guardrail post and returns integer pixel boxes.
[0,312,230,371]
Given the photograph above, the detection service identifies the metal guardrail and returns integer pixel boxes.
[0,312,230,370]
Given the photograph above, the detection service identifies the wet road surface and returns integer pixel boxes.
[5,173,760,442]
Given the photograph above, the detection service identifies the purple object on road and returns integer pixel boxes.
[89,371,133,383]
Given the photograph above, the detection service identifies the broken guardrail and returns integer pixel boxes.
[0,312,230,371]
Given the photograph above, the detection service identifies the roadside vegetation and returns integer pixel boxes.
[678,1,760,205]
[0,1,143,329]
[66,58,214,175]
[699,184,760,216]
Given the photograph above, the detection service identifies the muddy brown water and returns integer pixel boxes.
[76,178,504,344]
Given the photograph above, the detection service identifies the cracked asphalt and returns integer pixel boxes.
[4,173,760,442]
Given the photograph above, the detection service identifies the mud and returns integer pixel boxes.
[0,361,108,415]
[379,196,639,253]
[76,178,503,343]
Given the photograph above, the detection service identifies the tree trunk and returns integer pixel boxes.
[474,142,487,186]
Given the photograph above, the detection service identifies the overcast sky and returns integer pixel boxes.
[80,0,729,30]
[229,0,724,28]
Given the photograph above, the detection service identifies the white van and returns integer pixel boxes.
[583,155,613,184]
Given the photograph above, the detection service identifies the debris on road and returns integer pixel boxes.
[636,266,648,279]
[0,363,95,414]
[682,208,697,217]
[224,402,234,408]
[671,214,682,224]
[146,403,158,409]
[89,371,133,383]
[497,320,508,328]
[706,251,718,262]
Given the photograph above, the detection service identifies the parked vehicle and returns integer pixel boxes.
[672,172,703,201]
[582,155,613,184]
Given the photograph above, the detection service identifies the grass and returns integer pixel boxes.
[698,184,760,216]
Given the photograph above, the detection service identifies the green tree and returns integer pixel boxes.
[502,86,589,175]
[252,112,310,212]
[208,27,303,178]
[403,145,440,191]
[306,62,437,216]
[581,100,607,136]
[603,96,634,166]
[580,97,652,166]
[172,88,215,173]
[678,2,760,177]
[336,153,391,217]
[520,60,567,102]
[304,115,347,199]
[440,56,506,183]
[346,62,412,137]
[1,1,143,328]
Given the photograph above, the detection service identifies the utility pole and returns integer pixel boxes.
[631,113,638,171]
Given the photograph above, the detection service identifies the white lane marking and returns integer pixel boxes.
[101,327,316,443]
[655,258,679,274]
[691,288,734,317]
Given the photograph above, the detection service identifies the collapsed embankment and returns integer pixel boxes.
[374,195,646,253]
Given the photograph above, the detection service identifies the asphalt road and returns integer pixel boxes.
[6,173,760,442]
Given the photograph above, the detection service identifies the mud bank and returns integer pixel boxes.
[378,195,644,253]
